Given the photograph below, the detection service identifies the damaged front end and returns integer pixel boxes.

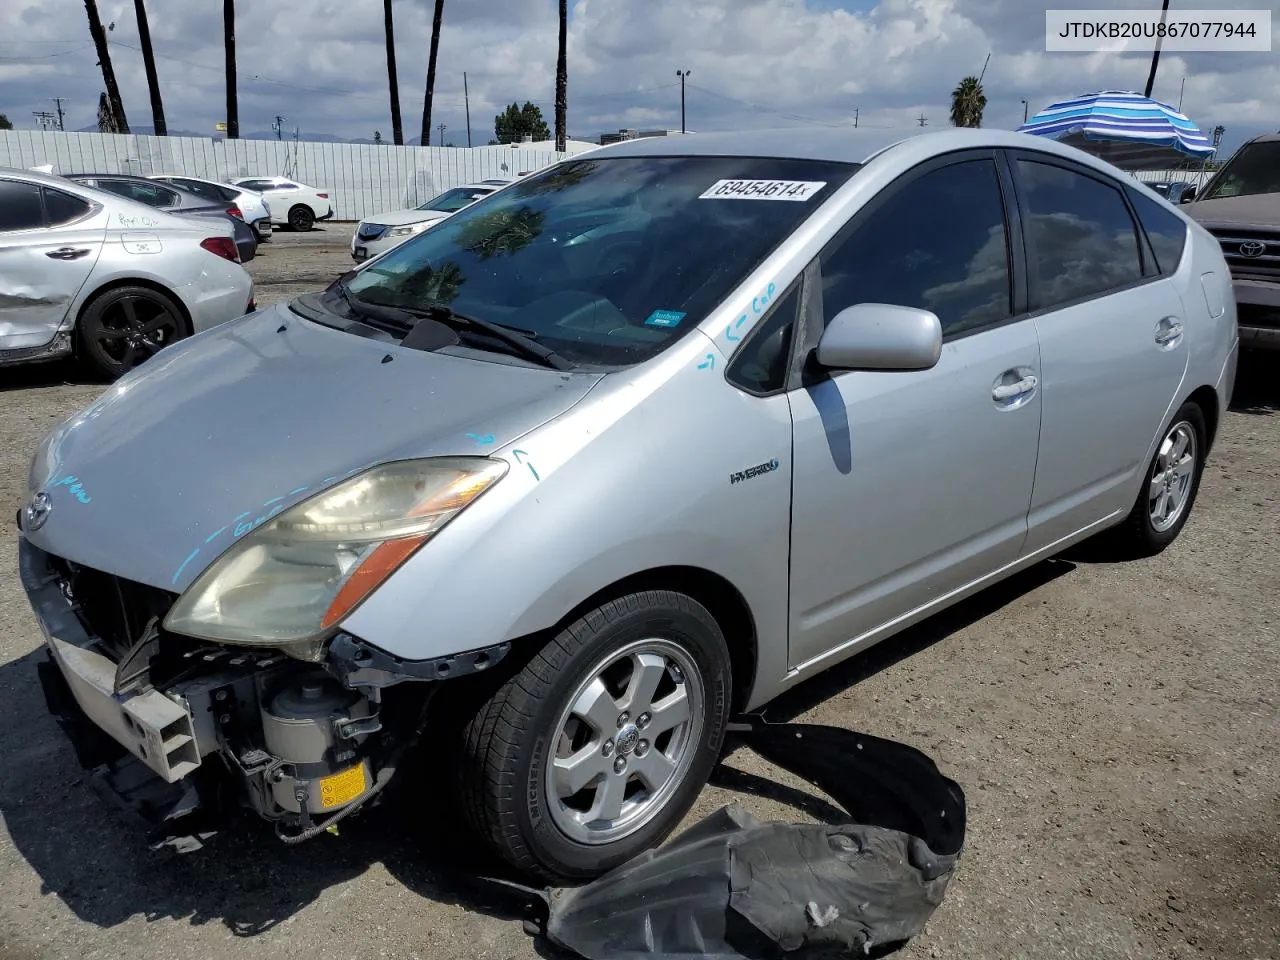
[20,536,506,852]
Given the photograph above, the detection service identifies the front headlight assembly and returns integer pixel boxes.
[388,222,431,237]
[164,457,507,657]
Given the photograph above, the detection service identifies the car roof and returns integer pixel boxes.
[582,126,1162,171]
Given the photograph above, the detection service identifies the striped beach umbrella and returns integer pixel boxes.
[1018,91,1214,170]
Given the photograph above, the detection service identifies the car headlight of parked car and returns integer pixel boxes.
[388,222,433,238]
[164,457,507,655]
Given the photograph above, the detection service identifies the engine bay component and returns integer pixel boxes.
[260,673,378,815]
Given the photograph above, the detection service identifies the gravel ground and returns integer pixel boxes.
[0,233,1276,960]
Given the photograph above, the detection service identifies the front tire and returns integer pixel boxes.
[1106,401,1207,558]
[457,591,732,882]
[287,205,315,231]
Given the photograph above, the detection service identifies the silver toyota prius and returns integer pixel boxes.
[17,128,1238,882]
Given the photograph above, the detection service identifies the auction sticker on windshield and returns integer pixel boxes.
[699,179,827,201]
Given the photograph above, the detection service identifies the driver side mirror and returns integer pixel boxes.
[816,303,943,372]
[1179,189,1196,204]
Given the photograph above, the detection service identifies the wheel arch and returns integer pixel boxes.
[1185,383,1220,452]
[534,565,760,715]
[75,276,194,337]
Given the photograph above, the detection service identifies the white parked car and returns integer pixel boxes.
[350,180,510,262]
[149,174,274,242]
[230,176,332,231]
[0,167,254,379]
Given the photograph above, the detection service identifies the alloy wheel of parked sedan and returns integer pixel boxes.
[457,590,732,882]
[77,286,186,380]
[547,638,704,845]
[1149,420,1198,533]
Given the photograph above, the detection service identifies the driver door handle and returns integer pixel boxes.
[46,247,91,260]
[992,375,1038,401]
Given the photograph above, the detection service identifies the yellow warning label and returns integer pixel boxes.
[318,764,367,809]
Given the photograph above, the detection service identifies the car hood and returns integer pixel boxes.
[1185,192,1280,231]
[22,303,604,592]
[362,208,451,227]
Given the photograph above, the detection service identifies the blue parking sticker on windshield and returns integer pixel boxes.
[644,309,686,328]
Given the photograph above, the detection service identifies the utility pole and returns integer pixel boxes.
[134,0,166,135]
[1021,99,1029,123]
[33,111,57,131]
[917,113,928,127]
[676,69,691,134]
[223,0,239,138]
[437,122,447,146]
[84,0,129,133]
[463,72,472,147]
[853,107,858,128]
[272,115,287,140]
[1143,0,1172,98]
[51,97,67,131]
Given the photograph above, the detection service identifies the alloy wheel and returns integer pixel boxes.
[546,638,704,845]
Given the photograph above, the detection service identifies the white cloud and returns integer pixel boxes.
[0,0,1273,152]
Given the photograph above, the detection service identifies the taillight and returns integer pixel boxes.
[227,205,244,219]
[200,236,241,263]
[317,192,329,199]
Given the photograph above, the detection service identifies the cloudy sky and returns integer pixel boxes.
[1,0,1275,152]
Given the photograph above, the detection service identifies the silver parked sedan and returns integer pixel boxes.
[17,128,1237,883]
[0,167,254,378]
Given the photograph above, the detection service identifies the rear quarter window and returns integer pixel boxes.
[43,187,92,226]
[1126,187,1189,275]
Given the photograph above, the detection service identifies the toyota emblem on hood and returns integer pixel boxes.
[1238,240,1266,258]
[23,491,52,532]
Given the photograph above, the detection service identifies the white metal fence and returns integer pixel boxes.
[0,131,573,221]
[1130,168,1217,189]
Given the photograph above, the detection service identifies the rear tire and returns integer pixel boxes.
[1102,401,1207,559]
[456,591,732,882]
[288,205,314,231]
[76,285,187,380]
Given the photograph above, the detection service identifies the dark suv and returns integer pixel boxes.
[1186,134,1280,351]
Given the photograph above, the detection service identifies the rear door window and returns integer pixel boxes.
[43,188,93,226]
[0,179,46,231]
[1015,159,1144,309]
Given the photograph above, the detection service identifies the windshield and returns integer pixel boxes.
[344,155,858,366]
[418,187,489,212]
[1200,141,1280,201]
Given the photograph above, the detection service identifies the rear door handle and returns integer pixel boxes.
[45,247,91,260]
[1154,316,1184,346]
[992,375,1038,401]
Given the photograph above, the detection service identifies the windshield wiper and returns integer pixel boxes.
[332,274,423,330]
[332,275,574,371]
[415,304,575,371]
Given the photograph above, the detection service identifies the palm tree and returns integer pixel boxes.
[83,0,129,133]
[133,0,166,136]
[421,0,444,145]
[950,76,986,128]
[554,0,567,150]
[383,0,403,145]
[223,0,238,137]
